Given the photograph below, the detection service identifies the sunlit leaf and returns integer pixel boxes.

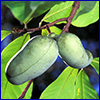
[75,69,99,99]
[40,1,74,25]
[40,67,78,99]
[91,57,99,74]
[1,81,33,99]
[1,30,11,41]
[71,1,99,27]
[1,34,32,99]
[40,1,99,27]
[42,26,62,36]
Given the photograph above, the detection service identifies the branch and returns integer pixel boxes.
[12,18,68,35]
[13,1,80,35]
[18,79,33,99]
[61,1,80,33]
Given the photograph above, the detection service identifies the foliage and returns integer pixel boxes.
[1,1,62,24]
[40,1,99,27]
[91,57,99,74]
[40,67,99,99]
[1,1,99,99]
[40,67,78,99]
[1,34,33,99]
[72,1,99,27]
[1,30,11,41]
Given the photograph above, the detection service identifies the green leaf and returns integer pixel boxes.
[29,1,62,18]
[75,69,99,99]
[71,1,99,27]
[1,30,11,41]
[1,1,31,24]
[40,1,74,25]
[1,1,61,24]
[40,67,78,99]
[1,81,33,99]
[42,26,62,36]
[1,34,32,99]
[40,1,99,27]
[23,1,57,24]
[91,57,99,74]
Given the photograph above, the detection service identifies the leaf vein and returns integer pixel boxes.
[43,3,73,21]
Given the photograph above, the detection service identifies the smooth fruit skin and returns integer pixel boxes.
[5,36,58,85]
[57,33,93,69]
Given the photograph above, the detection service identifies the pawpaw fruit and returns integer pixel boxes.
[57,33,93,69]
[5,35,58,85]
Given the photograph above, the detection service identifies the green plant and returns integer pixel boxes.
[1,1,99,99]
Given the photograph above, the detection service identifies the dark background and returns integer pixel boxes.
[1,5,99,99]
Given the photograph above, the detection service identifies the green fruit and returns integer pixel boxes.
[5,36,58,85]
[57,33,93,69]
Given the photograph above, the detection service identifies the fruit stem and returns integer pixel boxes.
[18,79,33,99]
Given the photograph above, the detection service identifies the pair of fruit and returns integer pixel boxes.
[5,33,93,85]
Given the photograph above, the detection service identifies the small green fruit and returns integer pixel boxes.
[57,33,93,69]
[5,36,58,85]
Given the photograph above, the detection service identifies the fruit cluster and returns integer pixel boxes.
[5,33,93,85]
